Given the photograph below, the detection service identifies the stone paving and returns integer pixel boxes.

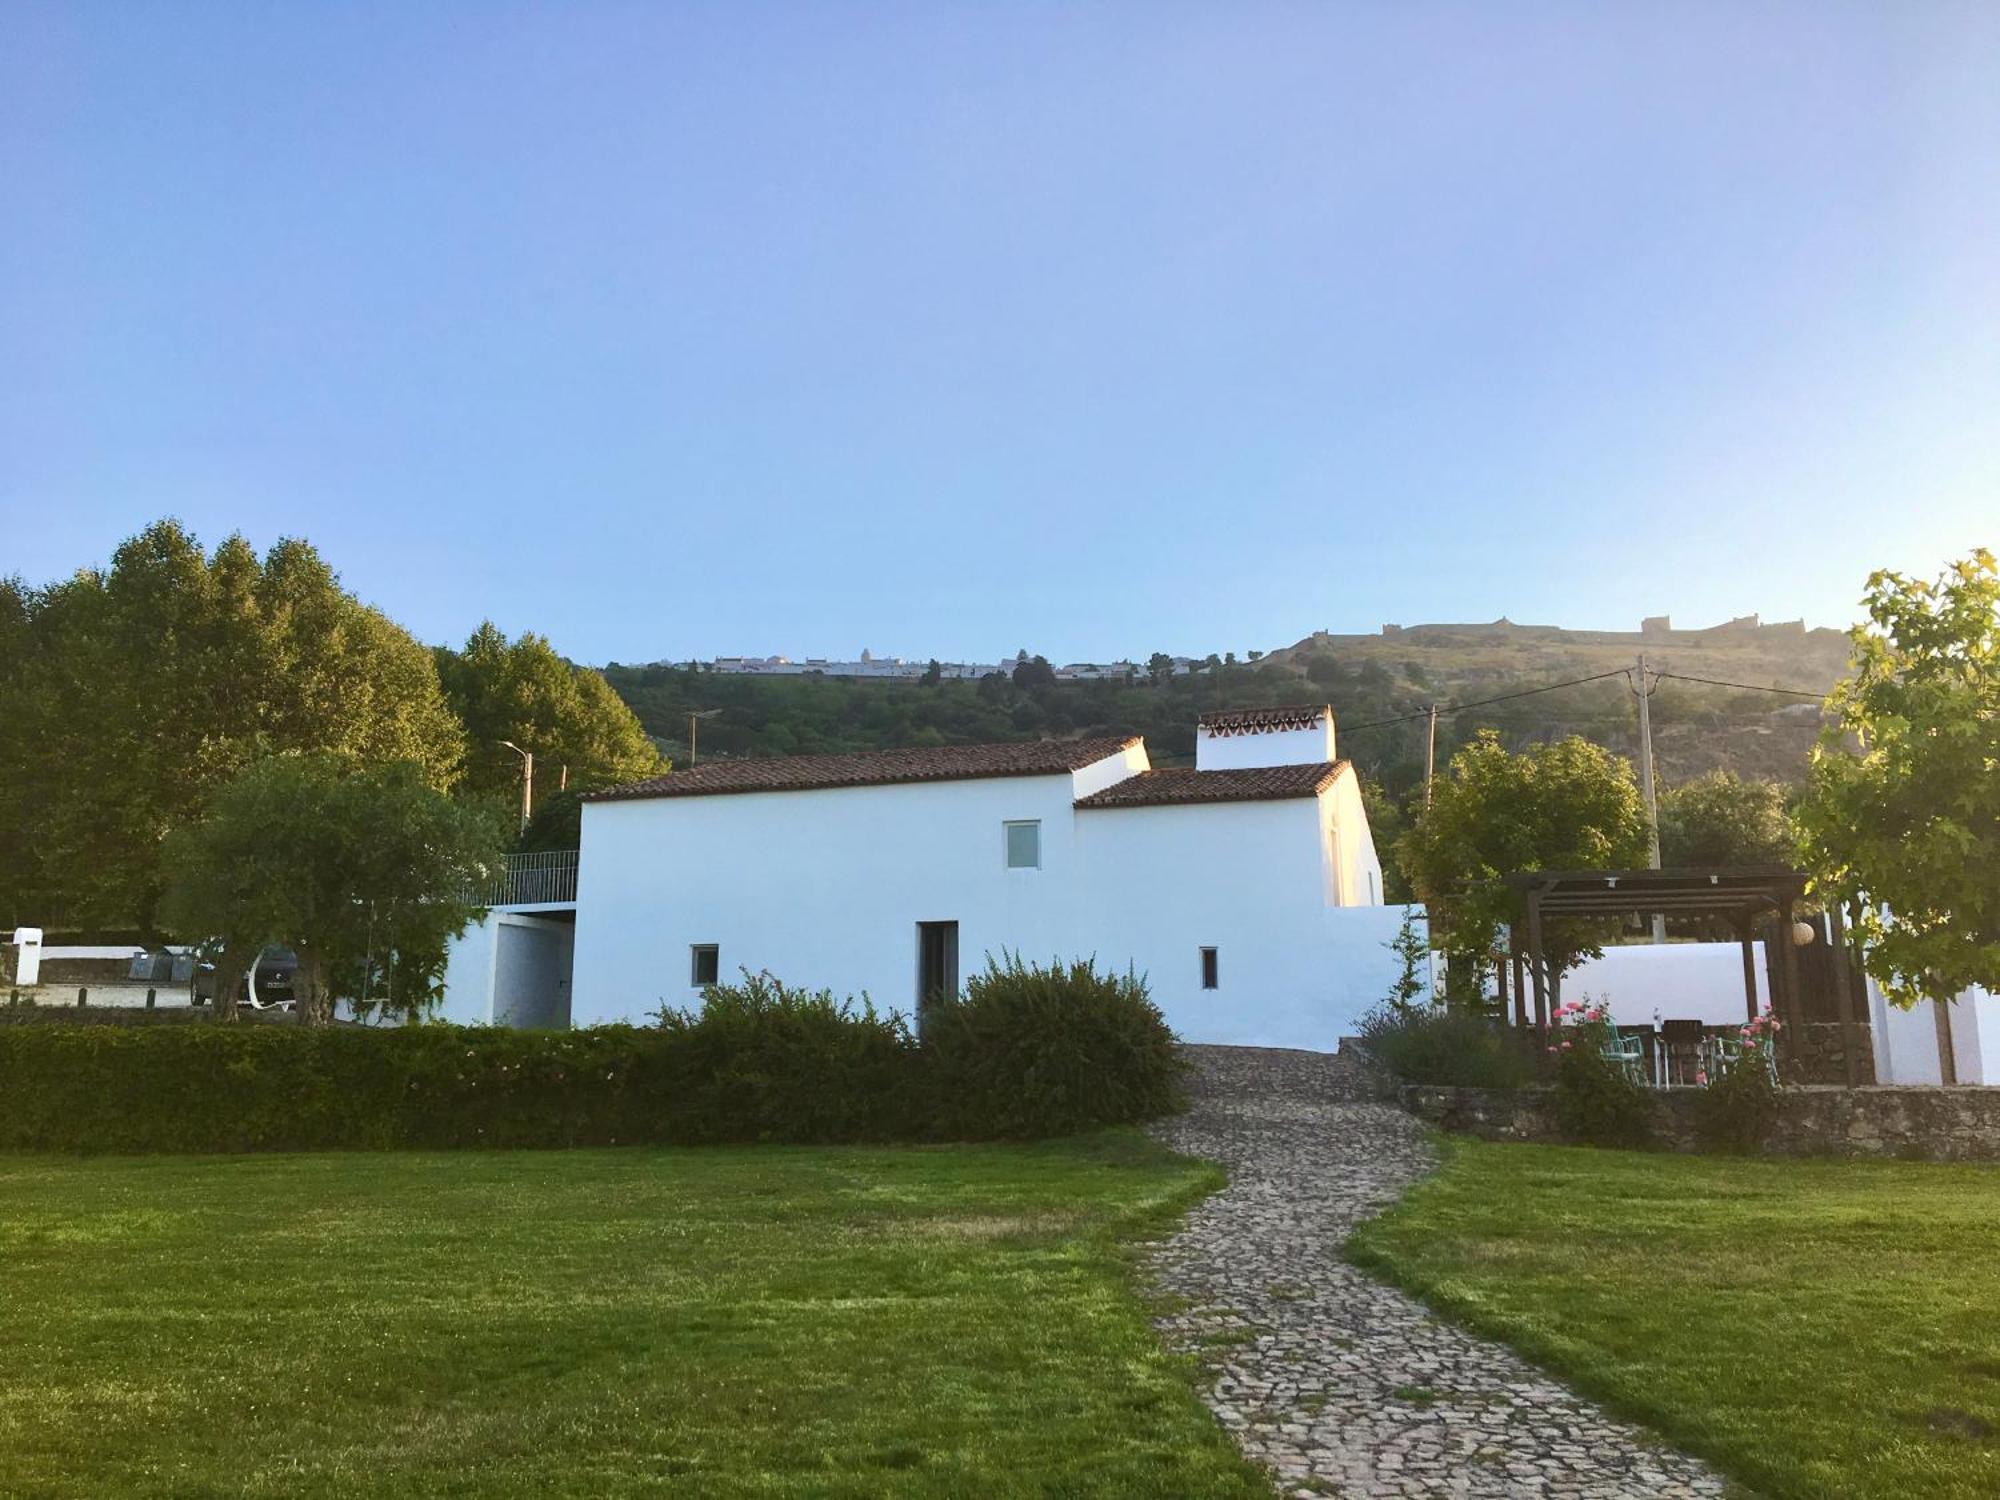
[1143,1046,1726,1499]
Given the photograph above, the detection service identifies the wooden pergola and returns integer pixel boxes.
[1503,865,1807,1021]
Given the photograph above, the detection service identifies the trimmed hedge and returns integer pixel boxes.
[0,963,1185,1154]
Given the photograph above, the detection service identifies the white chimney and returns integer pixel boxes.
[1195,705,1337,771]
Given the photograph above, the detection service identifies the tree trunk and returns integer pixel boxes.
[296,950,332,1027]
[213,952,245,1023]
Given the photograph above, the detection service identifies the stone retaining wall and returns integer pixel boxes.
[1401,1082,2000,1161]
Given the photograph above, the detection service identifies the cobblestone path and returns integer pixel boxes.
[1144,1046,1726,1499]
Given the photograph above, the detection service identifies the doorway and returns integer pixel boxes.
[917,921,959,1020]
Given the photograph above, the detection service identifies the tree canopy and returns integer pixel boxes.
[1797,551,2000,1007]
[1396,730,1650,1001]
[436,622,664,814]
[0,521,465,933]
[1657,770,1795,868]
[159,754,507,1023]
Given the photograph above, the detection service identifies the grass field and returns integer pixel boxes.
[0,1133,1267,1499]
[1348,1139,2000,1500]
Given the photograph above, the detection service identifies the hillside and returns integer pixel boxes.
[599,614,1854,818]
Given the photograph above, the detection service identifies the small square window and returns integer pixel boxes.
[1004,820,1041,869]
[1200,947,1219,990]
[691,944,719,987]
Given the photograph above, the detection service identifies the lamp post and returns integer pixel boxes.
[687,709,722,767]
[499,740,533,832]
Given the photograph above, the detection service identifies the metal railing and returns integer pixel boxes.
[472,849,579,908]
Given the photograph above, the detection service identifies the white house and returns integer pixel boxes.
[441,704,1416,1050]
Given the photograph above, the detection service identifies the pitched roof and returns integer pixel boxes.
[586,736,1142,802]
[1074,761,1350,810]
[1197,704,1330,736]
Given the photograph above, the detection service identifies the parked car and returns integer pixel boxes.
[192,946,299,1008]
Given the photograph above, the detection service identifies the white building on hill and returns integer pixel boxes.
[441,704,1413,1050]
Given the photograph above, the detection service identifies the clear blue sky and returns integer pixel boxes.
[3,3,1994,666]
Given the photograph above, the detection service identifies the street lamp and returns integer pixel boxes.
[499,740,533,832]
[687,710,723,767]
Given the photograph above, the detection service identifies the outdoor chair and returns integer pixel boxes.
[1659,1019,1706,1087]
[1600,1026,1648,1085]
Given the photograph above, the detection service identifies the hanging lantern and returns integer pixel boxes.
[1792,920,1817,947]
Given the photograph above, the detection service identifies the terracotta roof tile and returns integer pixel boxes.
[1074,761,1349,809]
[1197,704,1331,735]
[586,736,1142,802]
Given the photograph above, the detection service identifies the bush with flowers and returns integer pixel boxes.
[1546,996,1654,1148]
[1692,1008,1783,1153]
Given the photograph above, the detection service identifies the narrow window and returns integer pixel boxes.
[1004,819,1041,869]
[690,944,719,987]
[1200,947,1219,990]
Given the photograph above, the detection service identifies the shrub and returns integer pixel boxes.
[0,957,1190,1153]
[922,955,1185,1139]
[1692,1012,1783,1153]
[653,971,919,1143]
[1357,1004,1544,1089]
[1547,999,1653,1148]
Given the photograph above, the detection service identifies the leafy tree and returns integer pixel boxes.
[920,658,943,687]
[1009,654,1056,692]
[1658,770,1795,867]
[1396,730,1649,1007]
[1382,908,1431,1014]
[0,521,465,933]
[1146,652,1175,685]
[435,622,663,815]
[1797,551,2000,1006]
[159,755,508,1024]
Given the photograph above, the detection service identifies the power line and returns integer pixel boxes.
[1339,668,1634,734]
[1650,670,1826,700]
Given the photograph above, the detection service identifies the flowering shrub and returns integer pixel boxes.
[1546,996,1654,1148]
[1693,1009,1783,1153]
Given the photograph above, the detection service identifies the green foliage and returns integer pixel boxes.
[0,521,466,932]
[1382,908,1432,1013]
[1397,730,1650,997]
[1357,1005,1544,1089]
[923,955,1186,1140]
[1798,550,2000,1006]
[1658,769,1795,868]
[653,971,918,1143]
[436,622,665,817]
[0,958,1187,1152]
[1546,1003,1653,1148]
[1692,1034,1781,1154]
[157,754,508,1024]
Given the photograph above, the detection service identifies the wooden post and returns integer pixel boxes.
[1935,999,1960,1087]
[1512,952,1528,1029]
[77,986,87,1008]
[1738,914,1760,1023]
[1827,903,1862,1087]
[1526,888,1548,1030]
[1777,895,1802,1077]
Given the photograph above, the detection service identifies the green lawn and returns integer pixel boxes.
[1349,1139,2000,1500]
[0,1133,1268,1499]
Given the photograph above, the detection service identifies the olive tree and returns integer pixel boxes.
[159,755,508,1024]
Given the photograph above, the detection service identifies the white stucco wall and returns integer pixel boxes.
[1872,985,2000,1084]
[569,764,1403,1051]
[1552,942,1771,1029]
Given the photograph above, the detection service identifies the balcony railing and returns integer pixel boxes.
[472,849,579,908]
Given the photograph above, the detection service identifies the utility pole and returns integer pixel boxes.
[1634,656,1665,941]
[1424,703,1439,809]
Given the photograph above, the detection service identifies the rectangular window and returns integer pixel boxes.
[1004,819,1041,869]
[1200,947,1219,990]
[690,944,719,987]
